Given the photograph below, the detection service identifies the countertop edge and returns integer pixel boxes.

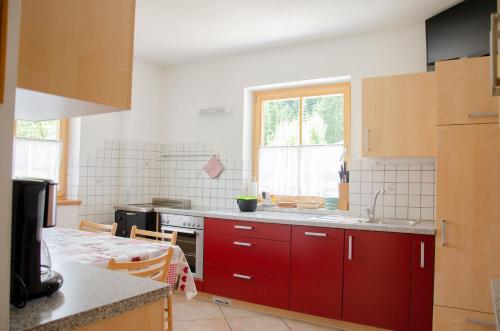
[153,207,435,235]
[28,286,168,331]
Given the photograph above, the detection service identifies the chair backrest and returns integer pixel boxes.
[79,220,117,236]
[130,225,177,245]
[107,247,174,282]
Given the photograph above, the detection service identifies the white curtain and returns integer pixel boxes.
[259,144,343,197]
[13,138,62,182]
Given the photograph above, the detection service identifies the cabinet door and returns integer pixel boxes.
[362,72,437,157]
[410,235,435,331]
[436,57,499,125]
[18,0,135,110]
[342,230,412,330]
[435,124,500,313]
[290,226,344,319]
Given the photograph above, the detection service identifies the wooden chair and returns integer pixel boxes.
[79,220,117,236]
[108,247,175,331]
[130,225,177,245]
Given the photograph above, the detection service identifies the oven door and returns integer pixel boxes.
[161,226,203,279]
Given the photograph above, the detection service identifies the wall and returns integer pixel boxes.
[79,57,167,161]
[0,0,21,327]
[161,24,427,160]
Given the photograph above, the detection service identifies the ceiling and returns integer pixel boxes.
[134,0,461,65]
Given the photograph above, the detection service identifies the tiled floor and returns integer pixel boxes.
[172,294,344,331]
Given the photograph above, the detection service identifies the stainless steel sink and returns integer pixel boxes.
[367,219,421,226]
[309,215,420,227]
[309,215,369,223]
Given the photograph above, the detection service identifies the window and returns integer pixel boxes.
[253,83,350,198]
[13,119,68,198]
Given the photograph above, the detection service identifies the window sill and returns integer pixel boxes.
[57,199,81,206]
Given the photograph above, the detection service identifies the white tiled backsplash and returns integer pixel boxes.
[348,159,435,220]
[74,140,435,224]
[76,141,250,224]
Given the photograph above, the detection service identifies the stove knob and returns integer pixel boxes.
[165,220,169,224]
[183,222,186,226]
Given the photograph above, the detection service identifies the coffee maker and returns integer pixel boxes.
[11,178,63,308]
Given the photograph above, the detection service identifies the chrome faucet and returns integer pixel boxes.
[366,188,385,221]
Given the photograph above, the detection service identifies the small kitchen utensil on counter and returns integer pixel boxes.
[324,197,339,210]
[277,201,297,208]
[236,196,258,212]
[261,191,272,206]
[204,155,224,179]
[296,201,321,209]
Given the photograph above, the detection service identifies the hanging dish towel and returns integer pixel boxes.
[204,155,224,179]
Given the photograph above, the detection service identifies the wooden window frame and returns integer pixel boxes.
[252,82,351,198]
[13,118,69,199]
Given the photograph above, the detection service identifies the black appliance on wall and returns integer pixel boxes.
[11,179,63,308]
[426,0,497,70]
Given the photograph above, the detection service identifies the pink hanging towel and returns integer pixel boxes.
[204,155,224,179]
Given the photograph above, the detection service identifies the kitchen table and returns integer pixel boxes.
[43,227,197,299]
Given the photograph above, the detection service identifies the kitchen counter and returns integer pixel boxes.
[492,279,500,331]
[154,207,435,235]
[10,260,168,331]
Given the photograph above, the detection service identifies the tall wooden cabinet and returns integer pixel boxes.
[433,124,500,328]
[362,72,437,157]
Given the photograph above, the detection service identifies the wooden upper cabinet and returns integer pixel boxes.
[17,0,135,110]
[434,124,500,314]
[436,57,499,125]
[362,72,437,158]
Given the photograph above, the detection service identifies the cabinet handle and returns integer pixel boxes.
[466,317,496,328]
[233,273,252,280]
[420,241,425,269]
[468,111,498,118]
[126,212,136,216]
[441,220,446,247]
[304,231,327,237]
[234,225,252,230]
[364,128,370,153]
[348,235,353,260]
[233,241,252,247]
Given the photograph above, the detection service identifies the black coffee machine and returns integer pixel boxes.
[11,178,63,308]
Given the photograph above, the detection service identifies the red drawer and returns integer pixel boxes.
[204,263,290,309]
[205,218,291,242]
[205,233,290,272]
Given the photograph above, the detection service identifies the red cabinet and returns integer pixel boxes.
[290,226,344,319]
[410,235,435,331]
[204,218,291,309]
[342,230,412,331]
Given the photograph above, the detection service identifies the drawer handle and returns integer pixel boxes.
[304,232,327,237]
[420,241,425,269]
[468,111,498,118]
[233,273,252,280]
[126,212,136,216]
[442,220,446,247]
[233,241,252,247]
[466,317,496,328]
[234,225,252,230]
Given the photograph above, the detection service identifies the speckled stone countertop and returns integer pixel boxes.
[154,208,435,235]
[492,279,500,331]
[10,260,168,331]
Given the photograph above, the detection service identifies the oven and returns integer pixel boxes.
[160,213,204,279]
